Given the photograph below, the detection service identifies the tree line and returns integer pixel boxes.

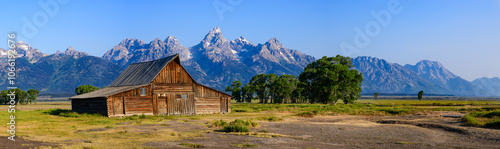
[0,88,40,105]
[226,55,363,104]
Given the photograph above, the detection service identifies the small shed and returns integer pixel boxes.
[69,54,231,117]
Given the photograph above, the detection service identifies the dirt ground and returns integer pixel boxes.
[0,137,58,149]
[144,112,500,149]
[2,111,500,149]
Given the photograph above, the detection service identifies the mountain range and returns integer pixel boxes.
[0,27,498,96]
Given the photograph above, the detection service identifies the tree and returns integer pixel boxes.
[0,90,9,105]
[374,92,379,100]
[75,85,100,95]
[27,89,40,104]
[267,73,278,104]
[418,90,424,101]
[2,88,28,105]
[248,74,268,103]
[273,74,296,104]
[241,84,254,103]
[225,81,242,102]
[299,55,363,104]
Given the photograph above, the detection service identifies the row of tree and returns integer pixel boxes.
[226,55,364,104]
[0,88,40,105]
[0,84,101,105]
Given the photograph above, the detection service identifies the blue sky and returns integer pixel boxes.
[1,0,499,81]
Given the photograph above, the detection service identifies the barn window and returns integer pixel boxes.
[176,94,188,99]
[140,88,146,96]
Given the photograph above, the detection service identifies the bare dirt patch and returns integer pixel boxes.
[0,136,58,149]
[141,115,500,148]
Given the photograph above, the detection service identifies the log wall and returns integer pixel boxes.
[107,85,152,117]
[72,98,108,116]
[124,96,154,115]
[194,84,231,114]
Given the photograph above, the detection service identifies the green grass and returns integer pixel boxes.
[231,100,500,117]
[221,119,260,133]
[462,110,500,128]
[256,116,283,122]
[207,119,228,128]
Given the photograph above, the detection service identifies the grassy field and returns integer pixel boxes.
[1,99,499,148]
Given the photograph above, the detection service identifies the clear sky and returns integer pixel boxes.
[1,0,499,81]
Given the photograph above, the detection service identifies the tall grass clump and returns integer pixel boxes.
[461,115,481,126]
[207,119,228,128]
[221,119,259,132]
[462,110,500,128]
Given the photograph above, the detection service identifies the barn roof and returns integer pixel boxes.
[70,84,148,99]
[108,54,177,87]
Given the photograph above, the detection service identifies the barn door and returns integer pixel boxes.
[166,93,195,115]
[113,97,125,115]
[158,96,167,115]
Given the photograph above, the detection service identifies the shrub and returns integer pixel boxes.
[229,119,259,127]
[461,115,481,126]
[139,114,147,119]
[208,120,228,128]
[222,125,249,132]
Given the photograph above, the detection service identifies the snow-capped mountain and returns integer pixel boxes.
[0,43,122,92]
[102,27,315,90]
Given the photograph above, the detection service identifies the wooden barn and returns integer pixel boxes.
[69,54,231,117]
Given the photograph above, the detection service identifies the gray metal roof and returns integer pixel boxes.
[108,54,178,87]
[69,84,148,99]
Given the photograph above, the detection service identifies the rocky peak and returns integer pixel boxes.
[164,36,179,45]
[231,36,254,46]
[406,60,457,79]
[61,46,88,58]
[265,37,284,50]
[150,38,165,48]
[201,27,228,47]
[119,38,145,49]
[13,41,48,63]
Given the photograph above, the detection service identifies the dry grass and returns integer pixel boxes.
[1,100,499,148]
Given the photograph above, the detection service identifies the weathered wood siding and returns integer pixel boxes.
[194,84,231,114]
[107,85,152,117]
[152,61,193,84]
[156,93,195,115]
[124,96,154,115]
[72,98,108,116]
